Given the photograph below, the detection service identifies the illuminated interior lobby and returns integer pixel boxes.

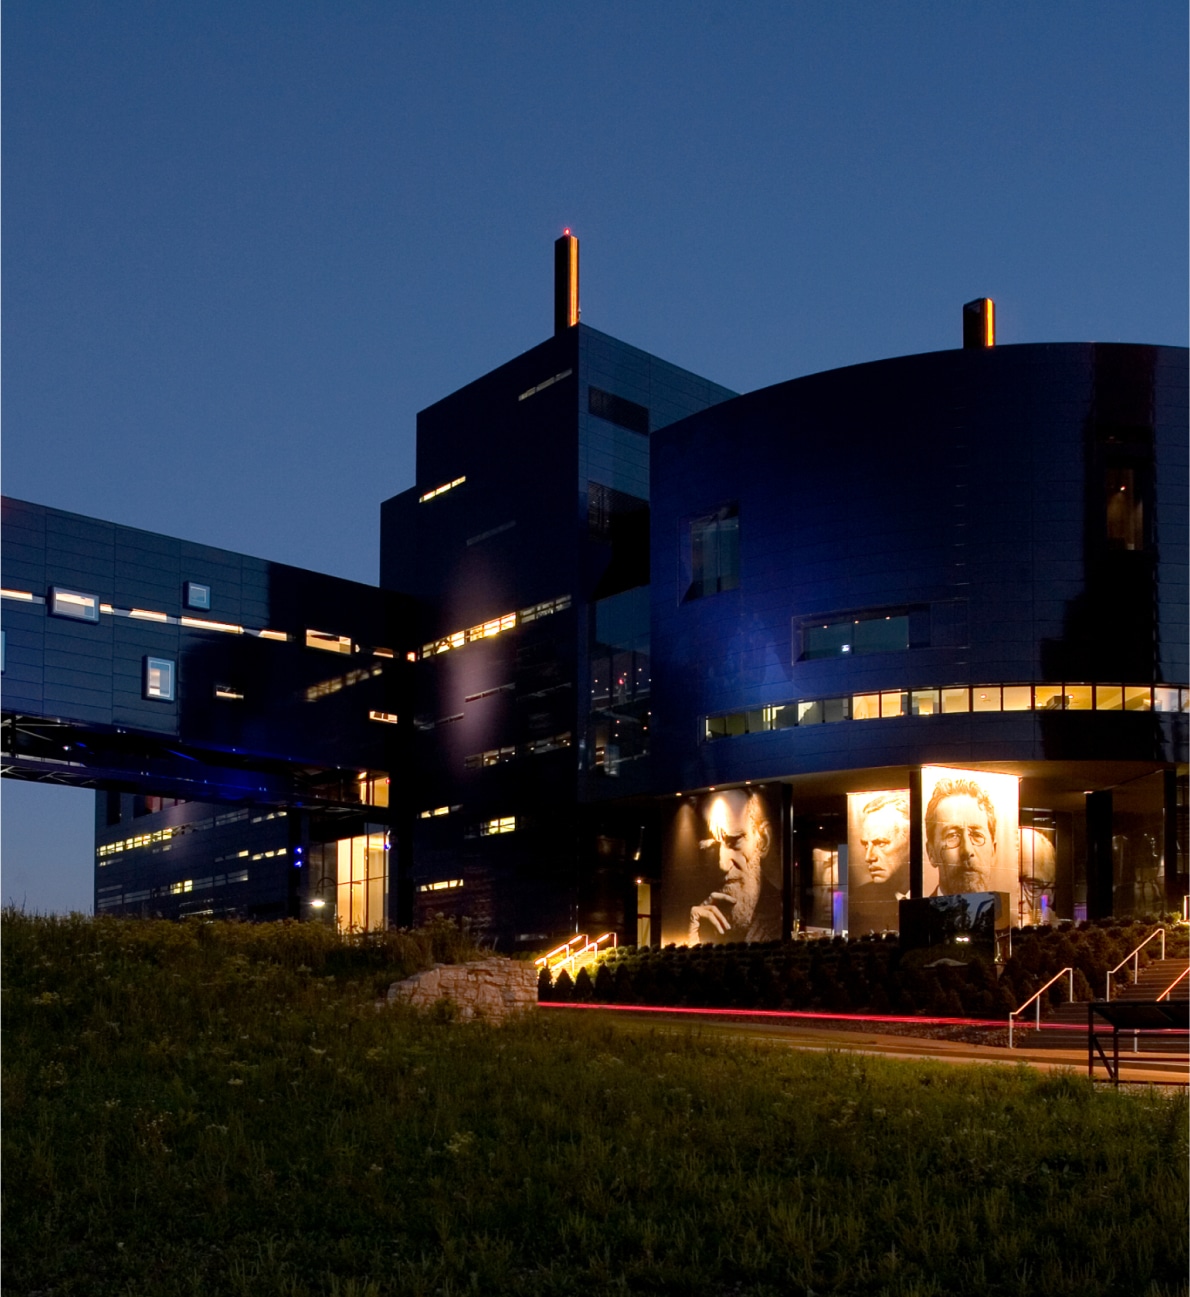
[1,239,1186,946]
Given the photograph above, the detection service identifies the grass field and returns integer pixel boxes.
[3,913,1186,1296]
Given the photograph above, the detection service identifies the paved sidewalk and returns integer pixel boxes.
[543,1004,1190,1085]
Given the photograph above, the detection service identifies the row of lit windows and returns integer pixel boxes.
[463,731,573,769]
[518,368,573,402]
[418,595,572,660]
[705,682,1189,741]
[98,808,284,859]
[97,826,181,858]
[305,664,384,702]
[418,804,462,819]
[96,869,250,909]
[479,816,516,836]
[419,475,467,503]
[0,587,387,660]
[416,878,464,893]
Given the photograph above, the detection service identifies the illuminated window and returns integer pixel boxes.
[49,587,99,622]
[1002,686,1033,711]
[1094,685,1123,711]
[1065,685,1093,711]
[973,686,1001,712]
[419,476,466,503]
[1154,686,1179,713]
[180,616,243,634]
[479,816,516,836]
[1124,686,1152,712]
[1034,684,1065,711]
[685,506,739,601]
[417,878,464,893]
[184,582,211,611]
[636,880,653,947]
[911,689,940,716]
[357,773,390,808]
[1,587,38,602]
[143,657,175,702]
[336,832,388,934]
[214,684,244,700]
[306,629,353,654]
[517,368,572,401]
[852,693,879,720]
[940,688,970,714]
[368,710,399,724]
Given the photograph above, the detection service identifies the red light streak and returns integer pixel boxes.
[537,1002,1116,1031]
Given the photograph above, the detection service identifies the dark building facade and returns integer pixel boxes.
[1,499,411,925]
[2,245,1186,945]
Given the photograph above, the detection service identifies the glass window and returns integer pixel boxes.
[972,686,1001,712]
[143,657,175,701]
[801,611,911,659]
[1002,686,1032,711]
[880,691,906,718]
[184,582,211,611]
[1154,686,1179,713]
[797,700,823,725]
[1066,685,1093,710]
[771,704,798,730]
[1124,686,1152,712]
[940,687,969,714]
[910,688,940,716]
[1181,688,1189,714]
[803,621,853,659]
[852,693,879,720]
[306,630,353,654]
[1104,467,1144,550]
[822,696,849,723]
[685,506,739,600]
[588,386,649,435]
[854,615,909,654]
[705,716,729,741]
[1094,685,1123,711]
[1035,684,1065,711]
[49,587,99,622]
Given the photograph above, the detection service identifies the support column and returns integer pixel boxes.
[780,782,795,940]
[1085,790,1114,920]
[908,767,924,898]
[1164,768,1187,912]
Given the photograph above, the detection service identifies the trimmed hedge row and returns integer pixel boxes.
[537,918,1186,1019]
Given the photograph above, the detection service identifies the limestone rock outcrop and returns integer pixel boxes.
[386,957,538,1021]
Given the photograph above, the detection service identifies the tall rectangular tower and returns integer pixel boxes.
[380,310,733,947]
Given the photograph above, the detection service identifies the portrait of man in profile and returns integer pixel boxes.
[687,788,782,943]
[850,790,911,932]
[925,777,997,894]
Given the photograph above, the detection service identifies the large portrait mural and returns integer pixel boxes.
[921,766,1019,914]
[662,785,783,945]
[847,789,911,934]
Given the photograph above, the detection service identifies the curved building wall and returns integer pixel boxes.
[650,343,1188,793]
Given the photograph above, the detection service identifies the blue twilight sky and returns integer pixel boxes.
[2,1,1186,913]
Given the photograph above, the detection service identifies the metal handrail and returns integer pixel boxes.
[1157,966,1190,1001]
[1008,966,1074,1049]
[1105,927,1165,1000]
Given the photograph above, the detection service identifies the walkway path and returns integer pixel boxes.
[542,1003,1189,1085]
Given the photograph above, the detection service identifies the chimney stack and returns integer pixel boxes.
[963,297,995,349]
[554,230,579,334]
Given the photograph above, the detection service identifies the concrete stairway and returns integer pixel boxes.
[1011,957,1189,1051]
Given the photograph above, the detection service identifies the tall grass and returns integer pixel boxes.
[4,912,1186,1296]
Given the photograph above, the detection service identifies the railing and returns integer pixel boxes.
[1158,966,1190,1001]
[1106,927,1165,1000]
[1008,967,1074,1049]
[534,932,617,976]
